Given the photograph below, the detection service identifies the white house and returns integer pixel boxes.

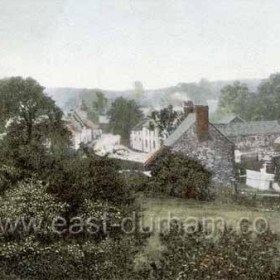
[66,110,101,150]
[130,119,161,153]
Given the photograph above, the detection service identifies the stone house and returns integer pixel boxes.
[145,104,236,186]
[214,120,280,160]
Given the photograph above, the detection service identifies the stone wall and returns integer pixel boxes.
[228,134,280,153]
[170,123,235,186]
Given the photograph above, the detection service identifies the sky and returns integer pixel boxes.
[0,0,280,90]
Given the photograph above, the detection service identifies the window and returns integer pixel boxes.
[153,140,156,149]
[145,140,148,147]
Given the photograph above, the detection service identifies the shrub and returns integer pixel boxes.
[47,154,134,211]
[149,153,211,200]
[0,180,69,241]
[0,237,144,280]
[148,221,280,280]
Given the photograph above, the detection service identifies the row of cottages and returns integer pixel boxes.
[145,103,236,186]
[130,120,162,153]
[66,110,102,150]
[213,116,280,161]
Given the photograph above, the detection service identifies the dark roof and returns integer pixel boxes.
[213,115,245,124]
[215,121,280,137]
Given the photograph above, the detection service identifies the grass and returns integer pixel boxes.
[140,196,280,232]
[136,195,280,264]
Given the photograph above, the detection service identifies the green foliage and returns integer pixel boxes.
[149,153,211,200]
[0,77,70,145]
[0,165,21,193]
[0,77,70,182]
[108,97,143,143]
[0,237,143,280]
[146,222,280,280]
[0,180,68,240]
[256,73,280,120]
[217,73,280,121]
[218,81,252,119]
[47,154,134,209]
[148,105,184,140]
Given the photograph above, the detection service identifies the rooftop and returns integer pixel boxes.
[215,120,280,137]
[164,114,195,146]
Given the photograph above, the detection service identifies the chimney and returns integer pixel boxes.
[195,105,209,141]
[183,100,194,116]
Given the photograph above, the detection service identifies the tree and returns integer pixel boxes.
[148,105,184,141]
[0,77,71,182]
[93,91,108,115]
[217,74,280,121]
[256,73,280,120]
[108,97,143,143]
[218,81,251,118]
[0,77,70,146]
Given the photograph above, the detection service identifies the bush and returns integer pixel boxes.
[47,154,134,210]
[146,221,280,280]
[0,237,144,280]
[149,153,211,200]
[0,180,69,241]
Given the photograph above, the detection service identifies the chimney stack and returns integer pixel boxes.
[195,105,209,141]
[183,100,194,116]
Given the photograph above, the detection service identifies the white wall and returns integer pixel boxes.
[130,126,161,153]
[246,168,275,190]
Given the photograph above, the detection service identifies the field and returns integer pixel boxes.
[141,197,280,232]
[136,196,280,262]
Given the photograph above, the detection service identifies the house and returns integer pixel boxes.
[214,120,280,160]
[66,110,101,150]
[130,119,161,153]
[145,103,236,186]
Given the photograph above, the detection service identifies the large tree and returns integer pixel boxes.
[0,77,70,178]
[218,81,251,118]
[256,73,280,120]
[108,97,143,143]
[0,77,70,145]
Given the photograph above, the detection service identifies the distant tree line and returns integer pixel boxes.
[217,73,280,121]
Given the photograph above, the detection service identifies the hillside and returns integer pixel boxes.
[45,78,263,112]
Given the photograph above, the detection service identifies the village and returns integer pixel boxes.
[1,0,280,278]
[63,93,280,194]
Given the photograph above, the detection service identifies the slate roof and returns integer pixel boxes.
[164,114,195,146]
[215,121,280,137]
[213,115,245,124]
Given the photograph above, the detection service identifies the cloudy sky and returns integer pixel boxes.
[0,0,280,89]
